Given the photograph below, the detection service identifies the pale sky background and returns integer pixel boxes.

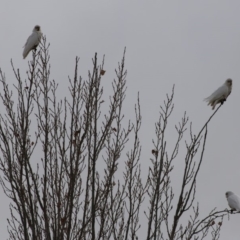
[1,1,240,239]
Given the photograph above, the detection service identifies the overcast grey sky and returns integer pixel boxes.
[1,1,240,239]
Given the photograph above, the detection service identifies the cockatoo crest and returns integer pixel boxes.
[23,25,42,59]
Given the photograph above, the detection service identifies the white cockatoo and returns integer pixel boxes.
[225,191,240,213]
[23,25,42,59]
[204,79,232,110]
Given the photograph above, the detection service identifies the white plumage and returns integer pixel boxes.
[226,191,240,212]
[204,79,232,110]
[23,25,42,59]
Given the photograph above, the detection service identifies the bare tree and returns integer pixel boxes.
[0,37,233,240]
[145,88,232,240]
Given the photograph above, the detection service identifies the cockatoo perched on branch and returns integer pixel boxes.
[23,25,42,59]
[204,79,232,110]
[226,191,240,213]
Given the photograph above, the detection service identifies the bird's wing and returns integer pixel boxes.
[204,85,228,102]
[23,32,39,59]
[228,195,240,210]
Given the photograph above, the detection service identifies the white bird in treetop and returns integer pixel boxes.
[225,191,240,213]
[204,79,232,110]
[23,25,42,59]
